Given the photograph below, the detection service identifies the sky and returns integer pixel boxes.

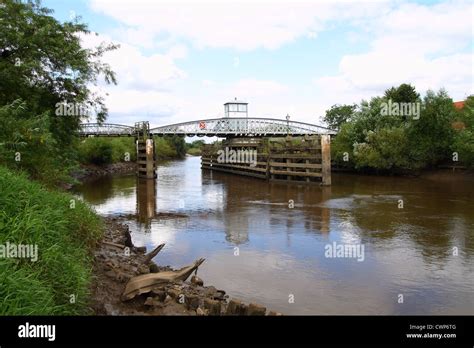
[42,0,473,128]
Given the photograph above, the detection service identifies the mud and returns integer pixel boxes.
[72,162,137,182]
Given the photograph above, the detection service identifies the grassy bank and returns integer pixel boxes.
[0,166,103,315]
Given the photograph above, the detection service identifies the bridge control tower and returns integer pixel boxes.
[224,98,248,118]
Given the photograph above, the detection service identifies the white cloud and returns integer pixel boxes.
[80,32,187,124]
[314,0,474,105]
[80,32,186,91]
[228,79,288,98]
[89,0,389,51]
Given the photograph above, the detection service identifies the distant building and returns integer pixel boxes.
[452,100,467,131]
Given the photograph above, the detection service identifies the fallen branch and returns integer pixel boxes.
[122,258,205,301]
[102,241,126,249]
[124,229,134,248]
[143,243,165,264]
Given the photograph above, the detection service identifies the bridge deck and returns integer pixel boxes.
[78,117,335,137]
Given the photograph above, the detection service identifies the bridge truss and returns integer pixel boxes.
[78,117,335,137]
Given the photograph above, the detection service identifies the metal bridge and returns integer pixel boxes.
[78,117,335,137]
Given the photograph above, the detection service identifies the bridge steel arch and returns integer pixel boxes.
[78,118,335,137]
[149,117,335,137]
[79,123,135,137]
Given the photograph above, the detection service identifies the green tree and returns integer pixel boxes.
[406,89,455,167]
[323,104,357,130]
[331,87,457,172]
[384,83,420,103]
[0,0,118,183]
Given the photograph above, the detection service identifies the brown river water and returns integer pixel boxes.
[75,156,474,315]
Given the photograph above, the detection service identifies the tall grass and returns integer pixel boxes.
[0,166,103,314]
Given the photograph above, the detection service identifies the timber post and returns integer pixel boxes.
[320,134,331,186]
[135,121,157,179]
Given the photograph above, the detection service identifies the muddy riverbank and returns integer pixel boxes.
[89,217,281,316]
[72,162,137,182]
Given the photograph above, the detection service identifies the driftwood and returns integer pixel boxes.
[124,229,134,248]
[102,241,126,249]
[143,243,165,264]
[122,258,205,301]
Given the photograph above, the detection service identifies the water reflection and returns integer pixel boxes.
[75,157,474,314]
[136,178,156,232]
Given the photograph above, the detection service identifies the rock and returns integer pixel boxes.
[135,246,147,253]
[110,259,120,268]
[191,275,203,286]
[203,286,218,298]
[143,297,163,309]
[245,303,266,316]
[167,288,181,300]
[185,294,200,310]
[204,298,221,316]
[149,263,160,273]
[151,289,167,302]
[225,299,247,316]
[144,297,155,306]
[103,303,119,315]
[213,290,226,301]
[105,270,117,279]
[164,295,173,304]
[196,307,207,316]
[121,264,137,273]
[268,311,283,316]
[115,271,131,283]
[138,264,150,274]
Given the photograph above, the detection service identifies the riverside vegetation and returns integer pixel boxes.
[0,0,205,315]
[326,84,474,173]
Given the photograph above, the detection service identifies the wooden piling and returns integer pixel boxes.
[321,135,331,186]
[201,135,331,185]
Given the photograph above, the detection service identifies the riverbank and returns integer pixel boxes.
[332,165,474,178]
[0,166,103,314]
[72,162,137,182]
[90,217,281,316]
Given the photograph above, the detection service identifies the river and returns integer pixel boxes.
[75,156,474,315]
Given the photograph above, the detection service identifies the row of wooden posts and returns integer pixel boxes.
[201,135,331,185]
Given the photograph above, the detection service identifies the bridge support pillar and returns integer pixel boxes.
[321,134,331,186]
[137,138,156,179]
[135,121,156,179]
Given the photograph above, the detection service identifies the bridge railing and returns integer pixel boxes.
[78,123,135,136]
[149,117,335,136]
[78,117,336,137]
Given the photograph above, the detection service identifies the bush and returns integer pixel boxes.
[353,127,411,172]
[0,166,103,314]
[154,136,186,160]
[78,138,113,165]
[0,101,72,186]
